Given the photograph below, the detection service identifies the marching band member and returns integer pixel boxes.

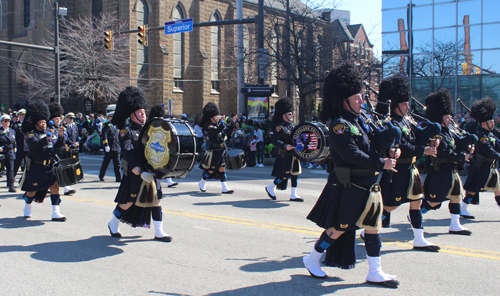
[462,97,500,218]
[98,112,121,182]
[264,97,303,201]
[422,89,472,235]
[107,86,172,242]
[0,114,17,192]
[375,76,440,252]
[62,112,78,195]
[12,109,27,177]
[20,100,67,221]
[198,102,234,194]
[304,62,399,288]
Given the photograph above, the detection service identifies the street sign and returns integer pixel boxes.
[165,18,193,35]
[241,85,274,96]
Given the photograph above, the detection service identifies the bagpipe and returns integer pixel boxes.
[361,102,402,155]
[451,99,478,152]
[407,97,442,147]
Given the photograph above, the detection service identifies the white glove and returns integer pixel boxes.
[141,171,154,183]
[105,146,110,152]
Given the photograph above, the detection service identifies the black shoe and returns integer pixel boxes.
[8,186,17,193]
[460,214,475,219]
[222,189,234,194]
[52,217,67,222]
[99,177,105,182]
[265,187,276,200]
[449,229,472,235]
[167,182,178,188]
[155,235,172,242]
[108,224,122,237]
[413,245,441,252]
[290,198,304,202]
[116,179,122,182]
[366,279,399,289]
[64,190,76,195]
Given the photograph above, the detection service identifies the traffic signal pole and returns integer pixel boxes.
[54,1,61,104]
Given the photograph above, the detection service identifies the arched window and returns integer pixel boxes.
[137,0,149,82]
[173,5,184,89]
[210,13,220,92]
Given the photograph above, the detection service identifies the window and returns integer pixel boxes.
[137,0,149,83]
[24,0,30,28]
[270,27,278,95]
[210,13,220,92]
[434,3,456,28]
[92,0,103,18]
[173,5,184,89]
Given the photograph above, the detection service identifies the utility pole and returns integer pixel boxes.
[237,0,245,116]
[54,1,61,104]
[285,0,291,97]
[257,0,264,85]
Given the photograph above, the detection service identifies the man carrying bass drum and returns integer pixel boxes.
[198,102,234,194]
[264,97,303,202]
[107,86,172,242]
[304,62,399,288]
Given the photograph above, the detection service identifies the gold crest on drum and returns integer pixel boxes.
[145,126,171,170]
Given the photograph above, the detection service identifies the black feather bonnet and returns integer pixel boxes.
[273,97,293,124]
[201,102,220,125]
[111,86,148,129]
[470,97,496,123]
[425,89,453,124]
[48,102,64,120]
[376,75,412,115]
[22,100,50,133]
[321,61,363,121]
[149,103,166,119]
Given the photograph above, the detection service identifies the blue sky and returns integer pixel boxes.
[337,0,382,57]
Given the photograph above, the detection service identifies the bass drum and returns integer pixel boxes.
[290,122,329,162]
[138,118,197,179]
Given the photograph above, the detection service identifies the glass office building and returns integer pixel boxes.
[382,0,500,112]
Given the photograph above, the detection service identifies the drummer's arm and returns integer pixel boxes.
[120,129,140,172]
[272,126,292,150]
[26,133,49,150]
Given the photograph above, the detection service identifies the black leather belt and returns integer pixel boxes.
[398,157,416,164]
[440,159,458,164]
[211,143,224,149]
[32,159,53,165]
[351,169,379,176]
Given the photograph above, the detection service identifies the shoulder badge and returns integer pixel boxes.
[275,126,282,132]
[27,133,34,139]
[480,137,489,144]
[333,123,346,135]
[120,129,128,138]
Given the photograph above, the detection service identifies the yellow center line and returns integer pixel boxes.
[62,195,500,260]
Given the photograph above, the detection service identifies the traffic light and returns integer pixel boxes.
[104,31,113,50]
[138,25,147,46]
[461,62,468,75]
[475,66,481,74]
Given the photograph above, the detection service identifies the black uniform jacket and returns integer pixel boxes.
[424,126,466,203]
[464,127,500,192]
[0,126,16,159]
[12,121,27,153]
[200,122,226,170]
[271,120,296,178]
[102,122,120,151]
[307,109,385,231]
[21,129,65,192]
[379,113,425,206]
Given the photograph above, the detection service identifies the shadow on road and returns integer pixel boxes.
[193,199,290,209]
[0,235,146,262]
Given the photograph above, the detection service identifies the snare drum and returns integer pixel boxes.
[0,154,5,172]
[59,147,80,160]
[225,149,246,171]
[291,122,330,162]
[138,118,197,179]
[54,158,84,186]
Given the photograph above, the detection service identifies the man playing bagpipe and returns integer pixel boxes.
[422,89,473,235]
[265,97,303,202]
[198,102,234,194]
[374,75,440,252]
[304,62,399,288]
[462,97,500,218]
[20,100,67,221]
[107,86,172,242]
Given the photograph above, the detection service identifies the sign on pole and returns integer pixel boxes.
[165,18,193,35]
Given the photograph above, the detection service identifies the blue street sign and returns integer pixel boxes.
[165,18,193,35]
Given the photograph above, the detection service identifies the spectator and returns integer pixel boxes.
[264,127,275,158]
[254,122,264,167]
[232,122,245,149]
[248,135,257,167]
[193,117,204,152]
[243,127,252,162]
[84,128,101,154]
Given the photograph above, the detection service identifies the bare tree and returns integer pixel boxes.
[16,12,138,102]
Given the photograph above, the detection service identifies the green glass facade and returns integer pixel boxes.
[382,0,500,113]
